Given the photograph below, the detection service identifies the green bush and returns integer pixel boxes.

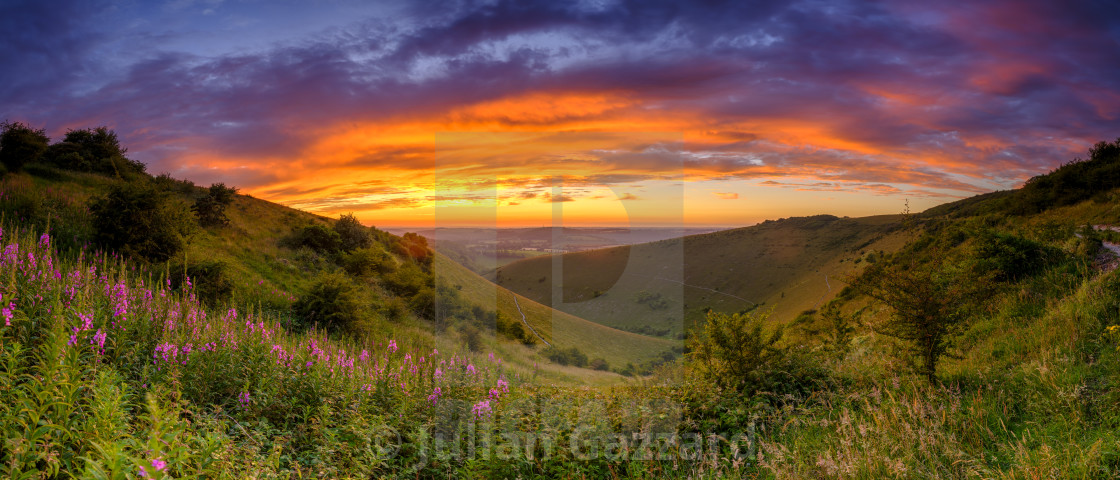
[292,272,367,332]
[172,260,234,307]
[45,126,146,178]
[283,224,342,253]
[192,183,238,227]
[90,180,194,262]
[542,346,588,367]
[687,309,783,393]
[341,247,396,277]
[972,229,1057,281]
[0,121,49,173]
[334,213,372,252]
[589,358,610,371]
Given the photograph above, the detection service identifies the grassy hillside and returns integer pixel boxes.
[435,253,678,374]
[0,163,674,382]
[5,126,1120,478]
[493,214,907,338]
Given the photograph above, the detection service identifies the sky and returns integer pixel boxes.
[2,0,1119,228]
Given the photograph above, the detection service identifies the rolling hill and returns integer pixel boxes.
[0,165,671,382]
[491,213,909,337]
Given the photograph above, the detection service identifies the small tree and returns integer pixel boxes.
[91,180,194,262]
[192,183,239,227]
[852,261,989,384]
[687,309,784,393]
[0,121,49,172]
[820,303,857,361]
[334,213,372,252]
[47,126,145,177]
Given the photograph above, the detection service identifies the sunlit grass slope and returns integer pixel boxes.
[436,253,677,374]
[493,214,905,337]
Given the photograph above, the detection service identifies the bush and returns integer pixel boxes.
[542,346,588,367]
[45,126,146,177]
[972,229,1056,281]
[292,272,367,332]
[90,180,194,262]
[284,224,341,253]
[172,261,234,307]
[634,291,669,310]
[192,183,238,227]
[496,312,535,345]
[334,213,372,252]
[341,247,396,277]
[0,121,49,173]
[687,309,783,393]
[589,358,610,371]
[462,325,483,352]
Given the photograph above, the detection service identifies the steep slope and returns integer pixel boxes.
[493,214,907,336]
[0,166,670,380]
[435,253,677,372]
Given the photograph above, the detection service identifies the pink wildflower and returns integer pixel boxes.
[471,399,492,417]
[2,302,14,326]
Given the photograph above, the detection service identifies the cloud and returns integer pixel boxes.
[1,0,1118,219]
[618,193,640,200]
[543,192,575,202]
[714,192,738,200]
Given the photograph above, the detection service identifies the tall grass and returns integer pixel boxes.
[0,223,517,478]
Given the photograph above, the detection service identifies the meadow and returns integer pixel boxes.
[2,129,1120,478]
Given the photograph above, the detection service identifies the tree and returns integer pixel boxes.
[334,213,372,252]
[687,309,784,393]
[45,126,145,177]
[0,121,49,172]
[90,180,194,262]
[819,303,857,361]
[192,183,239,227]
[852,261,990,384]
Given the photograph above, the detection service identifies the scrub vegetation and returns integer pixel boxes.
[2,124,1120,478]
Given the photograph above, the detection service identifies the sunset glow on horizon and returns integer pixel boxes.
[3,0,1119,228]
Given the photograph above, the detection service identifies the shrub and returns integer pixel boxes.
[284,224,341,253]
[496,312,535,345]
[341,247,396,277]
[90,180,194,262]
[153,173,197,194]
[0,121,49,172]
[634,291,669,310]
[542,346,588,367]
[172,261,234,307]
[46,126,146,177]
[972,229,1056,281]
[292,272,367,332]
[687,309,784,393]
[589,358,610,371]
[192,183,238,227]
[334,213,372,252]
[462,325,483,352]
[819,303,857,361]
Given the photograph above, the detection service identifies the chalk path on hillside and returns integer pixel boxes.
[512,295,551,347]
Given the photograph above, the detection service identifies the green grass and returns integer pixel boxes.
[5,156,1120,478]
[493,214,906,337]
[436,253,678,378]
